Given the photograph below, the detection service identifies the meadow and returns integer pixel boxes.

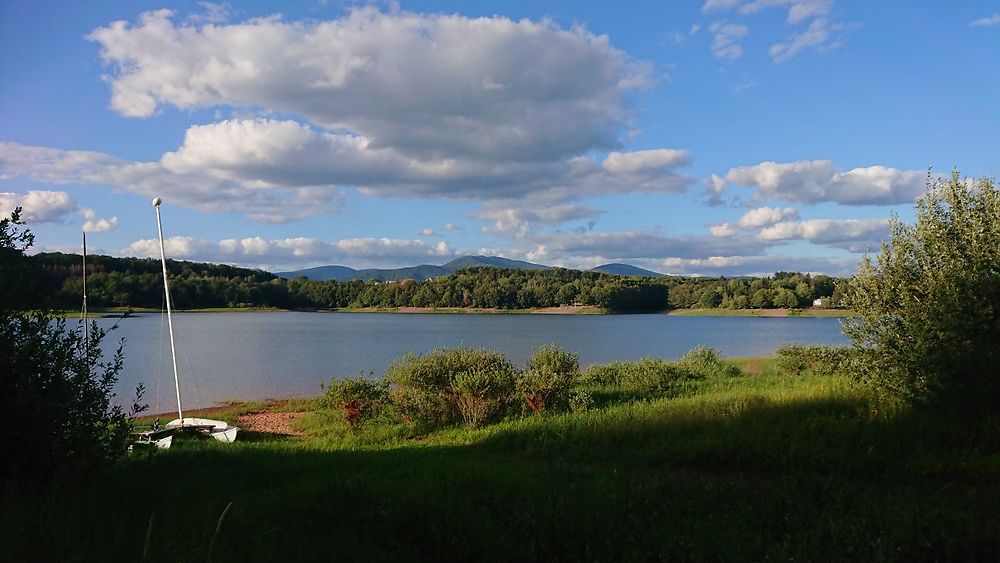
[2,350,997,562]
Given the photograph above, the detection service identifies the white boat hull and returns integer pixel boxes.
[211,426,240,443]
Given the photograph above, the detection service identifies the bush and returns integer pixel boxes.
[676,347,741,379]
[453,365,517,427]
[1,209,145,482]
[568,390,593,413]
[775,345,853,377]
[582,358,687,394]
[518,345,579,412]
[844,172,1000,405]
[386,348,514,427]
[317,373,389,427]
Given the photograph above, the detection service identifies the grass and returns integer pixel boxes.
[3,359,997,561]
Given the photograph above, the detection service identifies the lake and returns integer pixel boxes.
[90,312,850,413]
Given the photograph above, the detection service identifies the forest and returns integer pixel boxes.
[26,252,846,313]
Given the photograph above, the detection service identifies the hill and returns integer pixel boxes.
[591,263,664,277]
[275,255,549,281]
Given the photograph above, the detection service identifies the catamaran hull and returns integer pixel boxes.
[211,426,239,443]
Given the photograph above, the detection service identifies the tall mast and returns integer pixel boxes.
[81,232,88,359]
[153,197,184,424]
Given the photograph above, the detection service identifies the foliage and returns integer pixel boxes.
[0,209,145,482]
[317,373,390,427]
[21,250,850,313]
[775,345,853,377]
[582,358,687,394]
[386,348,514,427]
[844,172,1000,405]
[518,345,580,412]
[453,365,517,427]
[568,390,593,413]
[675,346,742,378]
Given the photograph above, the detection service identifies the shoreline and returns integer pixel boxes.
[61,305,854,317]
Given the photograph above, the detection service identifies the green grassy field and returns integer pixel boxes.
[3,357,997,562]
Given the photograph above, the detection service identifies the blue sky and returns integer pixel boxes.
[1,0,997,275]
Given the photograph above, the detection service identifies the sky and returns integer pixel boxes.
[1,0,997,276]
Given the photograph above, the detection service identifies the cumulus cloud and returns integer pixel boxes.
[711,206,800,237]
[970,13,1000,27]
[758,218,887,251]
[419,228,435,237]
[655,253,857,277]
[81,208,119,232]
[718,160,925,205]
[122,235,457,269]
[474,201,601,237]
[708,21,749,59]
[525,230,772,262]
[0,190,77,223]
[88,7,650,162]
[736,206,800,228]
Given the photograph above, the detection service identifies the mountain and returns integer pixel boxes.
[275,255,550,281]
[590,263,664,277]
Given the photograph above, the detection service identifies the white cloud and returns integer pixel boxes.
[0,190,77,223]
[970,13,1000,27]
[419,228,435,237]
[474,201,600,237]
[708,21,749,59]
[758,218,887,251]
[769,18,844,63]
[444,223,463,231]
[655,253,857,276]
[704,0,833,24]
[719,160,925,205]
[601,149,690,174]
[736,206,799,229]
[81,207,119,232]
[122,235,457,269]
[88,8,649,163]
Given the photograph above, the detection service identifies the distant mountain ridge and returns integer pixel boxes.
[590,263,664,277]
[274,255,664,281]
[274,255,550,281]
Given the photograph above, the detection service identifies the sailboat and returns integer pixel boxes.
[136,198,240,447]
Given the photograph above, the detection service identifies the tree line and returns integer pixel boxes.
[24,252,848,313]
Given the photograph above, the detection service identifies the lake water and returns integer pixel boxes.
[90,312,850,413]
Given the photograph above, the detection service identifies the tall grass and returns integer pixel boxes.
[2,347,998,562]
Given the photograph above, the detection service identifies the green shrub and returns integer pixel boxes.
[386,348,514,427]
[775,345,853,377]
[844,173,1000,405]
[676,347,741,379]
[453,365,517,427]
[568,390,593,413]
[518,345,579,412]
[582,358,687,394]
[317,373,389,427]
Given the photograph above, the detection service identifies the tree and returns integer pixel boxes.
[844,172,1000,405]
[0,209,144,481]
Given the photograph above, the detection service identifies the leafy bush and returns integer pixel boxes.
[775,345,853,377]
[844,173,1000,405]
[1,209,145,482]
[386,348,514,427]
[453,365,517,427]
[675,347,741,378]
[518,345,579,412]
[582,358,687,394]
[317,373,390,427]
[568,390,593,413]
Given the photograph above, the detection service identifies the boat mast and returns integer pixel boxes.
[153,197,184,424]
[81,232,88,360]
